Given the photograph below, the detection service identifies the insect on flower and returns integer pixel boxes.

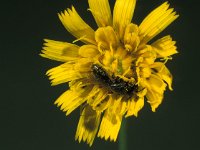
[91,64,111,84]
[91,63,138,95]
[40,0,179,146]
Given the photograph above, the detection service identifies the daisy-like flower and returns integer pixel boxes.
[41,0,179,146]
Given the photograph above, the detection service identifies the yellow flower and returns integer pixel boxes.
[40,0,179,146]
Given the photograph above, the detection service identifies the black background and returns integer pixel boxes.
[1,0,200,149]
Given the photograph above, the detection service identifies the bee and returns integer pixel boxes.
[109,76,138,95]
[91,64,111,84]
[91,64,138,96]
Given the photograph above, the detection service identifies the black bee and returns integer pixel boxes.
[91,64,111,83]
[91,64,138,95]
[109,76,138,95]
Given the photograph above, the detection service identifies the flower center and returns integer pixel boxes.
[94,24,141,82]
[93,24,157,96]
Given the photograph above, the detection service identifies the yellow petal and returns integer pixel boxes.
[75,105,101,146]
[88,88,107,107]
[126,100,136,117]
[136,46,157,67]
[151,62,173,90]
[146,89,163,112]
[113,0,136,39]
[74,58,93,72]
[54,85,93,115]
[98,110,122,141]
[86,85,101,101]
[110,96,127,115]
[146,74,167,94]
[139,2,179,43]
[140,74,166,112]
[126,97,144,117]
[40,39,79,62]
[58,7,96,44]
[152,35,178,58]
[79,45,99,58]
[140,67,152,78]
[54,90,77,107]
[93,95,113,112]
[69,79,93,93]
[95,26,119,49]
[124,23,140,52]
[136,88,147,98]
[133,97,144,117]
[102,50,113,66]
[46,63,85,86]
[88,0,112,27]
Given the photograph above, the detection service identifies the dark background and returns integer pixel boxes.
[1,0,200,149]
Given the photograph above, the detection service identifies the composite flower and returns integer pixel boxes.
[41,0,179,146]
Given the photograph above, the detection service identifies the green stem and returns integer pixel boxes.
[119,118,127,150]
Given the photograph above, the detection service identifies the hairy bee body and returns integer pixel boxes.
[91,64,138,95]
[91,64,111,83]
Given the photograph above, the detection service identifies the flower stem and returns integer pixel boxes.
[119,118,127,150]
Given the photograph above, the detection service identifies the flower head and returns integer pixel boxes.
[41,0,179,146]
